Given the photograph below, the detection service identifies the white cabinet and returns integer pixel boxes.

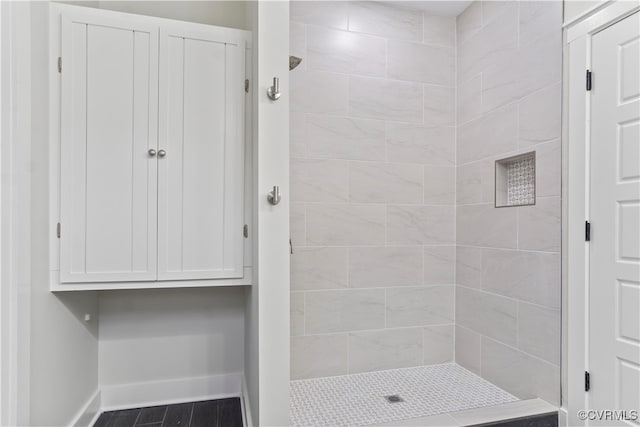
[158,26,244,281]
[54,6,248,288]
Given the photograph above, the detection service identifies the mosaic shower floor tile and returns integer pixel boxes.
[290,363,519,426]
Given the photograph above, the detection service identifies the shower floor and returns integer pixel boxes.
[290,363,519,426]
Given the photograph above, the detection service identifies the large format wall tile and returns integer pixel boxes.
[456,1,482,45]
[424,245,455,285]
[456,246,483,289]
[423,166,455,205]
[458,2,518,86]
[307,115,386,161]
[455,324,482,374]
[305,289,385,334]
[456,204,517,249]
[453,0,562,404]
[518,197,561,252]
[291,71,349,114]
[457,74,483,125]
[290,1,562,386]
[456,286,518,346]
[290,112,306,157]
[291,335,348,380]
[481,337,560,405]
[350,247,423,288]
[423,325,454,364]
[481,249,561,309]
[386,286,454,327]
[349,76,423,123]
[290,203,306,247]
[348,1,423,41]
[423,14,455,47]
[456,159,495,205]
[350,162,424,204]
[290,158,349,203]
[306,204,386,245]
[290,1,348,30]
[306,25,386,77]
[349,328,423,373]
[386,124,455,166]
[517,301,561,366]
[424,85,456,126]
[457,105,518,165]
[388,41,455,86]
[291,247,349,291]
[291,292,305,337]
[290,23,306,71]
[387,206,455,245]
[518,83,562,148]
[535,139,562,197]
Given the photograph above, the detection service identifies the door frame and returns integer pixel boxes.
[563,2,640,425]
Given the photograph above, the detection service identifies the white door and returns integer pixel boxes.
[589,11,640,424]
[59,10,159,283]
[157,25,245,281]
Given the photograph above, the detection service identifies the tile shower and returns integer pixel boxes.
[289,0,562,423]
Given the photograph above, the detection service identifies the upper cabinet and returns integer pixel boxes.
[52,5,249,289]
[157,25,245,281]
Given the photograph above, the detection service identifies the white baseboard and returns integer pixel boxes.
[100,373,244,412]
[558,407,569,427]
[70,389,101,427]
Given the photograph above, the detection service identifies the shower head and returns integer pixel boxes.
[289,56,302,70]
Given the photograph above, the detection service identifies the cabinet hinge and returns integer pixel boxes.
[585,371,591,391]
[58,57,62,73]
[586,70,592,91]
[585,221,591,242]
[57,222,61,238]
[243,224,248,238]
[245,79,249,93]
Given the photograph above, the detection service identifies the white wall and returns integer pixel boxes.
[98,1,249,29]
[29,2,101,425]
[99,288,245,386]
[244,1,290,425]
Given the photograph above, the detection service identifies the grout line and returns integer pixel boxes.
[301,323,455,339]
[456,283,560,312]
[188,403,194,427]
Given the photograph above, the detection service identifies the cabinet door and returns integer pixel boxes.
[59,11,159,283]
[158,26,245,280]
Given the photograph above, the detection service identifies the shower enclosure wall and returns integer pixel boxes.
[289,0,562,412]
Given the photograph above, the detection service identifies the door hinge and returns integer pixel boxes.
[586,70,592,91]
[58,57,62,73]
[585,221,591,241]
[243,224,249,238]
[585,371,591,391]
[245,79,249,93]
[57,222,61,238]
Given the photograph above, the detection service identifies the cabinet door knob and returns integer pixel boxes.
[158,149,167,158]
[148,149,157,157]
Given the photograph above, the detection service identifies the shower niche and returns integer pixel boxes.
[495,151,536,207]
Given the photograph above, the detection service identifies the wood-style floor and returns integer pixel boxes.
[94,397,243,427]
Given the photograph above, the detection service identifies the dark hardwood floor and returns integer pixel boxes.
[94,397,243,427]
